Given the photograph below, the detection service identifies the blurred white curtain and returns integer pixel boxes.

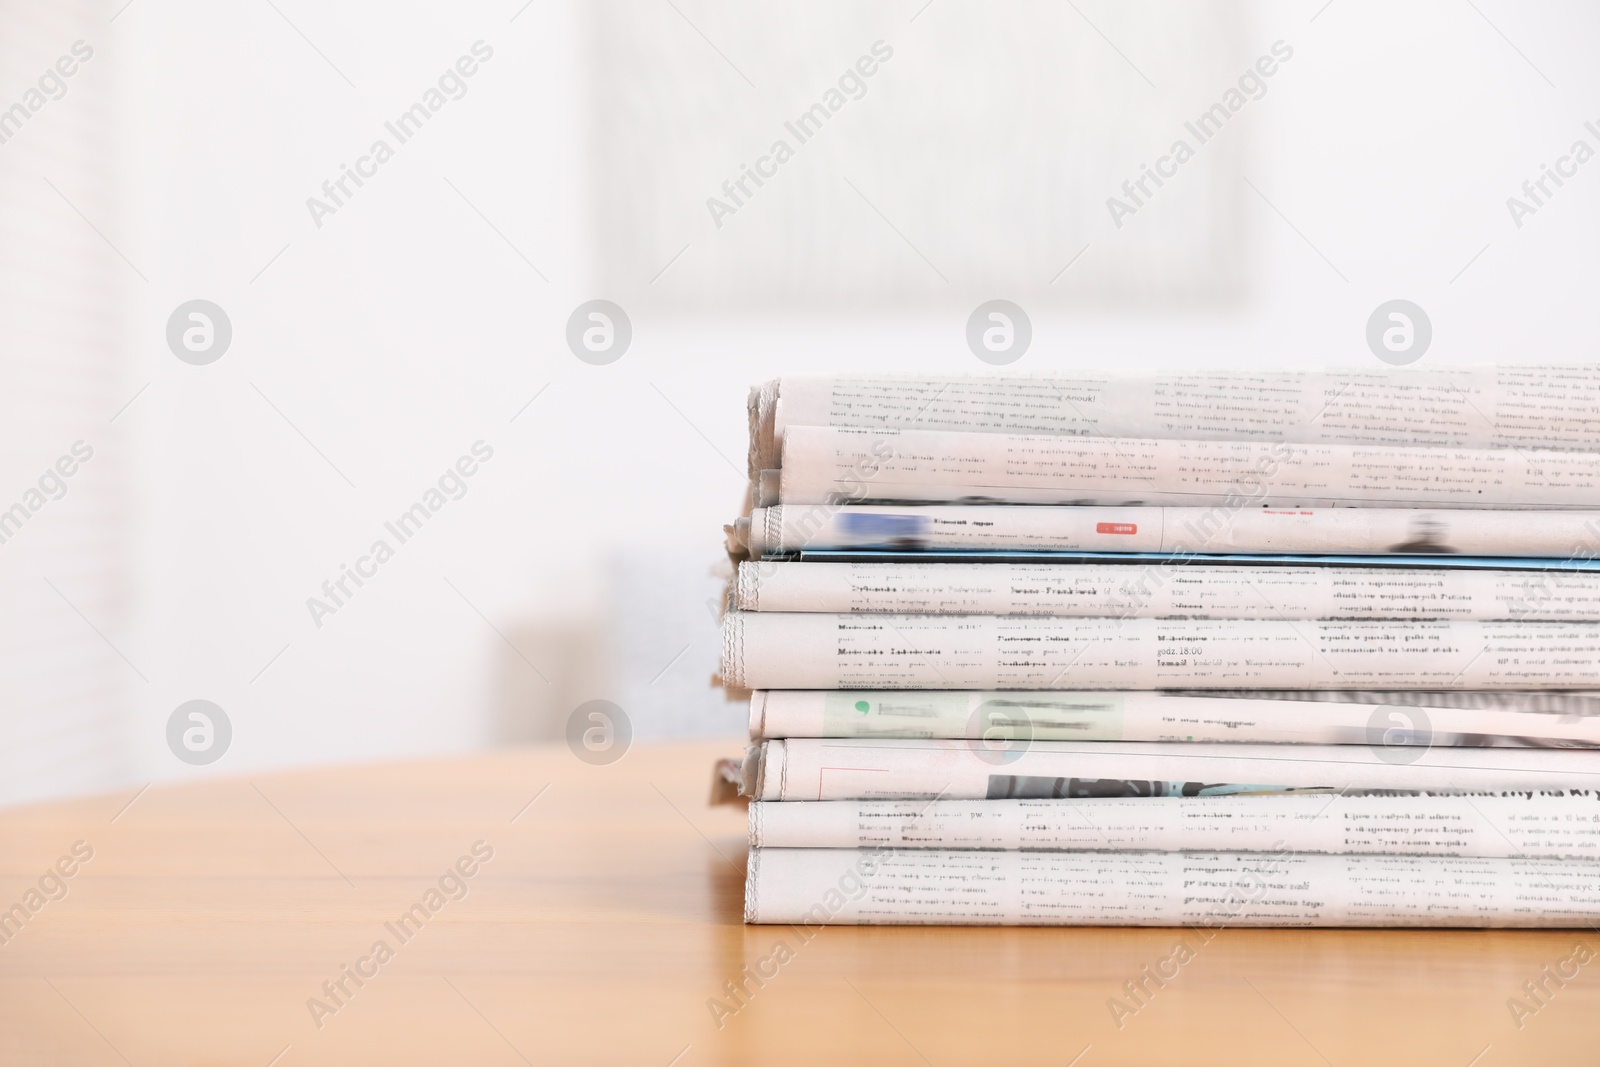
[0,0,135,805]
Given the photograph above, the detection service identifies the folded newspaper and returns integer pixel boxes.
[741,738,1600,801]
[746,688,1600,747]
[748,792,1600,858]
[748,368,1600,474]
[721,613,1600,690]
[734,504,1600,559]
[772,428,1600,509]
[745,849,1600,927]
[734,560,1600,620]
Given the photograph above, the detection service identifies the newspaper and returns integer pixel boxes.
[738,504,1600,558]
[745,738,1600,801]
[778,427,1600,509]
[735,560,1600,621]
[750,367,1600,473]
[749,792,1600,858]
[745,848,1600,926]
[721,612,1600,690]
[748,689,1600,747]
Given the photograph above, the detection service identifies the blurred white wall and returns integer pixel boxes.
[1,0,1598,804]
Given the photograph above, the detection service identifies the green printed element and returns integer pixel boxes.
[821,691,1130,739]
[823,691,969,738]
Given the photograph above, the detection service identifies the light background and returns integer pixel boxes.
[1,0,1597,806]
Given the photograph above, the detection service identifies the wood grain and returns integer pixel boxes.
[0,741,1594,1065]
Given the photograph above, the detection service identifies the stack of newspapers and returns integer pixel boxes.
[723,368,1600,927]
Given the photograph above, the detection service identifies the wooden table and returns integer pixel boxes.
[1,741,1594,1065]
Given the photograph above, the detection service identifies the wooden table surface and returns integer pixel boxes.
[1,740,1595,1066]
